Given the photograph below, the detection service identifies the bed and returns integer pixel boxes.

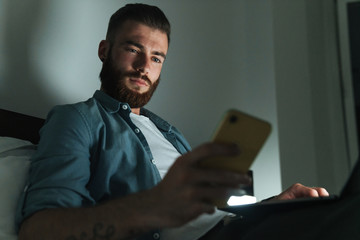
[0,108,45,144]
[0,108,45,239]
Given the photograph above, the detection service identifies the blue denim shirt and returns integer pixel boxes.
[16,90,191,239]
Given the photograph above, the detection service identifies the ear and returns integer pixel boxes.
[98,40,109,62]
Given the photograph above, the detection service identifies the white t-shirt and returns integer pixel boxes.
[130,113,180,178]
[130,113,228,240]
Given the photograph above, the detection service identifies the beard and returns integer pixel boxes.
[99,58,160,108]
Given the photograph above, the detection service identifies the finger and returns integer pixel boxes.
[287,184,330,199]
[300,186,329,198]
[190,167,252,187]
[290,184,317,198]
[276,183,317,200]
[311,187,329,197]
[181,142,240,166]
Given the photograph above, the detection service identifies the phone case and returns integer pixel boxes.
[199,109,272,207]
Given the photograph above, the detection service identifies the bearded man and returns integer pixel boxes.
[16,4,329,240]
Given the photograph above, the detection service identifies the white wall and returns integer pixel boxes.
[273,0,351,194]
[0,0,281,200]
[1,0,351,200]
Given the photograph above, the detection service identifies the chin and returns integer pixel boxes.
[130,87,148,95]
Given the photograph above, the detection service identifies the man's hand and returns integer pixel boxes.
[274,183,329,201]
[145,142,252,228]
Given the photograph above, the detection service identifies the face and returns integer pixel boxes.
[99,20,168,108]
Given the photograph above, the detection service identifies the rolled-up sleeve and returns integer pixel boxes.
[16,105,96,229]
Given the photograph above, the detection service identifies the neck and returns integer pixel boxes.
[131,108,140,115]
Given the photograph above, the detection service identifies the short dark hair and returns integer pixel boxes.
[106,3,171,45]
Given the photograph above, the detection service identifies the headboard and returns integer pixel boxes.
[0,108,45,144]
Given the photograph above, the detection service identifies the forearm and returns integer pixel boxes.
[18,143,250,240]
[18,191,160,240]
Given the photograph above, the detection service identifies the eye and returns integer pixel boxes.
[152,57,162,63]
[152,57,162,64]
[126,47,138,54]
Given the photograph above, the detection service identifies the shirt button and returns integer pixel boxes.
[122,105,128,110]
[134,128,140,134]
[153,232,160,239]
[151,159,156,164]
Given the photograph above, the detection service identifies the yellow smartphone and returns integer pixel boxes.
[200,109,272,173]
[199,109,271,207]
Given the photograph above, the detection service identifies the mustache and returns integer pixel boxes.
[125,72,152,86]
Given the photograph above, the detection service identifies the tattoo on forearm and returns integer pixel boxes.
[66,223,116,240]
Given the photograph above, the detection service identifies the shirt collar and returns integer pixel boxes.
[93,90,172,132]
[140,108,172,132]
[93,90,128,113]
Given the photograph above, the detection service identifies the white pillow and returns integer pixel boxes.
[0,137,36,240]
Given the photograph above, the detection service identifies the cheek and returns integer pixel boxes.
[111,53,134,71]
[149,65,163,81]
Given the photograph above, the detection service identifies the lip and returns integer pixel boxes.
[129,78,148,87]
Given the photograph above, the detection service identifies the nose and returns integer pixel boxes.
[134,54,150,74]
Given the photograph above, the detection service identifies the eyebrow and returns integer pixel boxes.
[124,40,167,60]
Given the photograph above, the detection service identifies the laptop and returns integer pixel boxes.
[220,158,360,221]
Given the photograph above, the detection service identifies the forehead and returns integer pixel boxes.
[114,20,168,53]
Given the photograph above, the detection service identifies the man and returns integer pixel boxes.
[16,4,329,240]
